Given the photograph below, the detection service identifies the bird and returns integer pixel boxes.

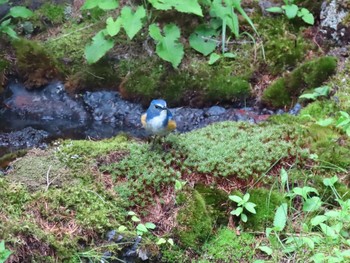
[141,99,176,142]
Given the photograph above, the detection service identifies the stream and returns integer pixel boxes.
[0,80,296,158]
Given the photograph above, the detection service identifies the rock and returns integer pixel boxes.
[205,106,226,116]
[289,103,302,116]
[0,127,48,149]
[320,0,350,45]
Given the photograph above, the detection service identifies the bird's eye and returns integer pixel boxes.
[155,105,161,109]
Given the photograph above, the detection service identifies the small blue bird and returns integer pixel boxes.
[141,99,176,137]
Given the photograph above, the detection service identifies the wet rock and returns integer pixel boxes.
[289,103,302,116]
[0,127,48,149]
[205,106,226,116]
[106,230,116,242]
[124,236,142,258]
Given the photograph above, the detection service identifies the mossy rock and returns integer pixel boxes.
[176,189,213,250]
[13,38,63,89]
[119,57,252,107]
[262,56,337,108]
[37,3,66,25]
[195,184,229,226]
[244,188,286,231]
[198,228,255,263]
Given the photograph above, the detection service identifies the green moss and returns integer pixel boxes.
[256,16,313,75]
[176,189,213,250]
[195,184,229,225]
[198,228,255,263]
[299,100,339,120]
[119,58,252,107]
[262,56,337,108]
[13,38,62,88]
[173,121,301,180]
[38,3,66,24]
[244,188,286,231]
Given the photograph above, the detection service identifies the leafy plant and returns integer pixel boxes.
[266,0,314,25]
[82,0,259,67]
[0,0,33,39]
[299,86,330,100]
[0,240,12,263]
[127,211,156,236]
[229,193,257,223]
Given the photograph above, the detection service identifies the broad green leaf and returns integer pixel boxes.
[280,168,288,189]
[283,4,298,19]
[258,246,272,255]
[230,207,243,216]
[118,225,127,232]
[208,53,221,65]
[245,202,256,214]
[1,25,18,39]
[106,17,121,37]
[0,0,9,4]
[346,126,350,136]
[323,176,338,187]
[127,211,137,216]
[314,86,330,96]
[167,238,174,246]
[253,261,265,263]
[189,25,217,56]
[149,23,184,68]
[175,180,182,191]
[241,213,248,222]
[303,197,322,212]
[310,253,325,263]
[340,111,350,119]
[81,0,119,10]
[137,223,148,233]
[299,93,317,100]
[273,203,288,231]
[85,30,114,64]
[311,215,327,226]
[292,186,319,200]
[9,6,34,18]
[1,18,11,27]
[243,193,250,202]
[229,195,243,203]
[320,223,337,238]
[300,8,314,25]
[148,0,203,16]
[120,6,146,40]
[131,215,141,222]
[325,210,340,218]
[316,118,334,127]
[156,238,166,245]
[266,7,283,13]
[145,222,156,229]
[266,227,272,237]
[223,52,236,58]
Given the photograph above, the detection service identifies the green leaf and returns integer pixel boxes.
[175,180,186,191]
[283,4,298,19]
[232,0,259,36]
[245,202,256,214]
[120,5,146,40]
[118,225,127,232]
[299,93,317,100]
[320,223,337,238]
[127,211,137,216]
[311,215,327,226]
[310,253,325,263]
[148,0,203,16]
[340,111,350,119]
[106,17,122,37]
[266,7,283,13]
[303,197,322,212]
[301,10,314,25]
[85,30,114,64]
[229,195,243,203]
[323,176,338,187]
[9,6,34,18]
[208,53,221,65]
[258,246,273,255]
[314,86,330,97]
[241,213,248,222]
[0,0,9,4]
[131,215,141,222]
[243,193,250,202]
[189,25,217,56]
[273,203,288,231]
[145,222,156,229]
[82,0,119,10]
[231,207,243,216]
[280,168,288,189]
[149,23,184,68]
[156,238,166,245]
[1,25,18,39]
[266,227,272,237]
[292,186,319,200]
[316,118,334,127]
[167,238,174,246]
[223,52,236,58]
[137,223,148,233]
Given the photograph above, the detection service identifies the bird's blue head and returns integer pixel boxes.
[146,99,168,117]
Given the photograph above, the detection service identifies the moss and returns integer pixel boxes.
[37,3,66,25]
[119,57,252,107]
[195,184,229,225]
[299,100,339,120]
[173,121,301,180]
[244,188,286,231]
[176,189,213,250]
[198,228,255,263]
[13,38,62,88]
[262,56,337,108]
[255,16,313,75]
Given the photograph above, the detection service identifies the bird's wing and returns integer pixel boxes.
[167,119,177,131]
[141,113,147,127]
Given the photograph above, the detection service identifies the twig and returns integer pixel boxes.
[45,165,52,191]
